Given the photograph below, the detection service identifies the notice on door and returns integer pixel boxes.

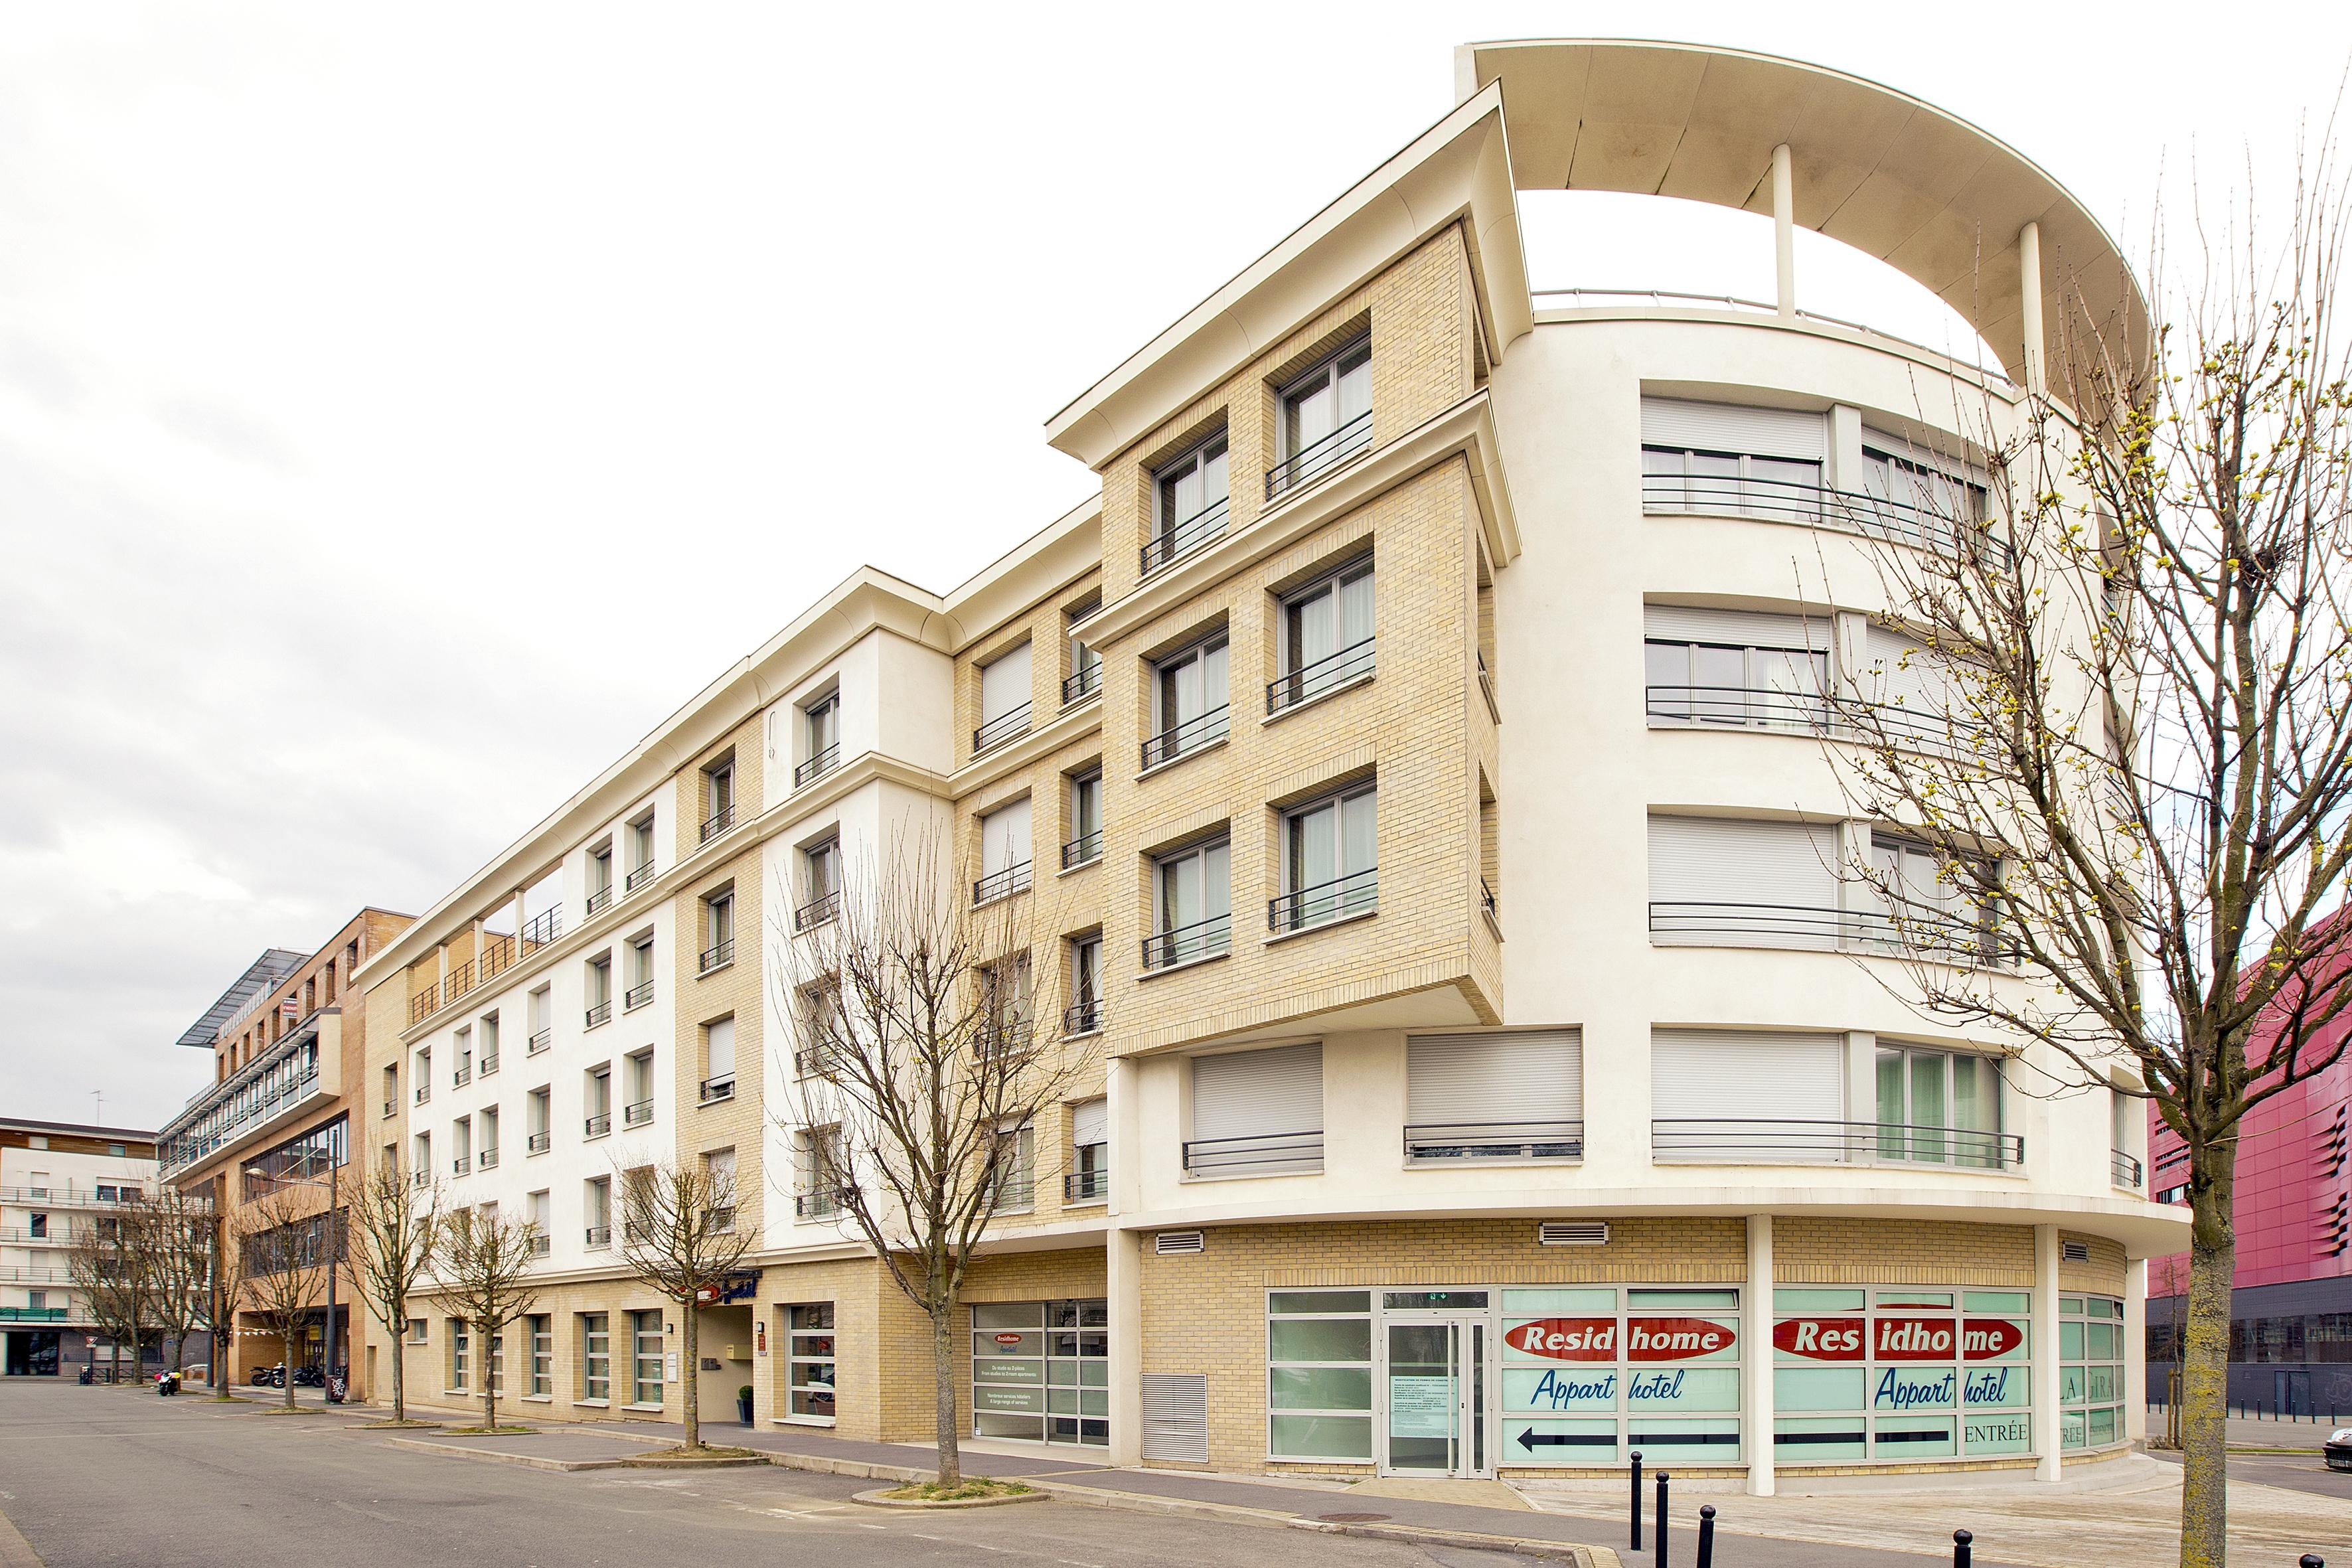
[1388,1375,1454,1437]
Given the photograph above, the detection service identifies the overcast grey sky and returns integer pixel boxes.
[3,1,2344,1131]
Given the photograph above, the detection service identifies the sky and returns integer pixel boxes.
[3,1,2347,1131]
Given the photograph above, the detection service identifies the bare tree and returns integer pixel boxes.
[236,1186,329,1411]
[773,830,1099,1486]
[1816,135,2352,1568]
[143,1187,216,1373]
[208,1183,244,1397]
[433,1208,541,1433]
[64,1208,153,1385]
[618,1158,753,1449]
[346,1153,444,1423]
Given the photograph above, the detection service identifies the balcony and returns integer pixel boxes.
[1060,828,1102,870]
[382,1099,394,1119]
[1267,637,1376,715]
[625,861,655,894]
[624,1220,651,1246]
[700,938,735,973]
[984,1174,1034,1214]
[624,1098,654,1128]
[795,1190,844,1220]
[793,892,839,933]
[1265,411,1372,501]
[1063,1168,1110,1204]
[1650,1119,2024,1168]
[585,1000,611,1029]
[584,1225,611,1249]
[1645,684,1962,752]
[412,1170,431,1190]
[2112,1149,2146,1188]
[453,1064,472,1088]
[585,885,613,917]
[1269,867,1378,935]
[795,743,840,789]
[0,1267,73,1285]
[793,1046,841,1079]
[973,704,1032,756]
[584,1112,612,1138]
[1063,997,1103,1037]
[1405,1121,1584,1162]
[705,1206,737,1232]
[477,1149,499,1170]
[1183,1131,1323,1178]
[972,860,1033,906]
[1648,901,2011,965]
[529,1235,551,1258]
[414,1085,431,1105]
[479,1052,499,1077]
[1142,912,1231,971]
[700,802,736,844]
[526,1131,551,1154]
[0,1307,67,1322]
[624,980,654,1011]
[451,1158,469,1178]
[522,906,562,948]
[408,988,438,1027]
[1640,471,2009,568]
[1139,496,1229,577]
[1141,705,1229,771]
[0,1187,145,1209]
[698,1075,736,1105]
[1062,662,1102,706]
[973,1019,1034,1061]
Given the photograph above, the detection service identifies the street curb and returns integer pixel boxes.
[0,1504,46,1568]
[621,1454,771,1469]
[380,1436,639,1473]
[759,1451,938,1484]
[1288,1517,1612,1566]
[850,1487,1048,1509]
[1026,1481,1299,1528]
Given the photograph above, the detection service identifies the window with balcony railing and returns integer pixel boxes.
[1273,785,1376,934]
[798,692,840,787]
[1270,558,1374,716]
[975,799,1032,904]
[1144,431,1228,576]
[698,1075,736,1105]
[1268,343,1370,501]
[623,1098,653,1128]
[1147,839,1229,969]
[625,979,654,1011]
[1144,634,1228,769]
[975,642,1033,755]
[526,1131,550,1154]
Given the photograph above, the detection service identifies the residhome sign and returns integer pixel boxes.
[1771,1316,2027,1362]
[1502,1316,1735,1362]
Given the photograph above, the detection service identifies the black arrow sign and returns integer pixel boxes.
[1516,1428,1612,1451]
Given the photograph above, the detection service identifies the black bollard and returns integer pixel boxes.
[1630,1450,1643,1551]
[1696,1504,1717,1568]
[1656,1471,1670,1567]
[1953,1527,1973,1567]
[2300,1555,2323,1567]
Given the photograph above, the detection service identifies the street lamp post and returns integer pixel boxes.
[244,1162,341,1395]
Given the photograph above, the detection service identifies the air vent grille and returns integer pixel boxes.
[1539,1221,1608,1247]
[1154,1229,1205,1255]
[2061,1239,2091,1263]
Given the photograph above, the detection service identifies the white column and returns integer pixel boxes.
[1826,404,1863,493]
[1746,1214,1775,1495]
[2032,1223,2063,1480]
[1105,1053,1144,1466]
[1772,144,1796,318]
[2124,1257,2148,1443]
[2018,221,2045,396]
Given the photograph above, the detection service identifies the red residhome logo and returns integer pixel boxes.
[1502,1317,1736,1363]
[1774,1316,2027,1362]
[1502,1318,1616,1362]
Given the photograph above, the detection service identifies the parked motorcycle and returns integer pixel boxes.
[154,1371,180,1397]
[249,1364,287,1388]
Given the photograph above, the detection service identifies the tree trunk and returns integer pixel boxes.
[483,1322,497,1433]
[283,1326,296,1409]
[2177,1138,2237,1568]
[682,1304,700,1450]
[932,1298,962,1486]
[390,1309,406,1421]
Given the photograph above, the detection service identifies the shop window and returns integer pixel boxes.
[1770,1288,2030,1463]
[785,1303,836,1425]
[631,1310,665,1407]
[1267,1291,1373,1460]
[449,1318,469,1391]
[971,1299,1107,1446]
[528,1314,551,1397]
[581,1312,611,1401]
[1496,1287,1742,1466]
[2061,1294,2126,1450]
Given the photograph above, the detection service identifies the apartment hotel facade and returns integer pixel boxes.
[357,39,2185,1489]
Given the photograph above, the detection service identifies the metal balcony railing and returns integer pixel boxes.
[529,1235,551,1257]
[414,1085,431,1105]
[1266,411,1372,501]
[1480,877,1498,920]
[1061,828,1103,869]
[698,1075,736,1105]
[585,885,612,916]
[1267,637,1376,714]
[794,892,840,932]
[793,1046,841,1079]
[522,906,562,947]
[700,938,734,973]
[700,801,736,843]
[382,1098,394,1119]
[412,1170,431,1190]
[584,1112,611,1138]
[1639,471,2011,568]
[527,1028,552,1056]
[1645,684,1961,751]
[624,862,655,894]
[985,1174,1035,1212]
[795,1190,844,1220]
[584,1225,611,1249]
[478,1149,499,1170]
[1063,997,1103,1036]
[795,743,840,789]
[453,1065,471,1087]
[585,1000,611,1028]
[1063,1168,1111,1204]
[2112,1149,2146,1188]
[479,1053,499,1077]
[624,1099,654,1127]
[705,1206,736,1233]
[0,1186,143,1207]
[1062,661,1102,705]
[1405,1121,1584,1162]
[973,1019,1034,1060]
[451,1158,468,1177]
[1139,496,1229,576]
[973,704,1032,755]
[1648,901,2012,965]
[1269,867,1378,934]
[526,1131,550,1154]
[623,1220,651,1246]
[408,990,437,1026]
[1140,704,1229,769]
[624,980,653,1010]
[972,860,1033,905]
[1650,1118,2024,1168]
[0,1307,67,1322]
[1183,1131,1324,1177]
[1142,911,1231,970]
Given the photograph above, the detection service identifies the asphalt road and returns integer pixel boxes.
[2146,1445,2352,1502]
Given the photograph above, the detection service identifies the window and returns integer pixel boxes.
[526,1190,550,1255]
[528,986,551,1054]
[1271,341,1371,499]
[477,1107,500,1169]
[702,1016,737,1102]
[1063,594,1103,703]
[585,1066,612,1137]
[799,692,841,786]
[413,1048,431,1103]
[381,1063,398,1118]
[526,1087,551,1154]
[453,1026,473,1085]
[1061,771,1103,868]
[1267,1290,1373,1460]
[1875,1046,2007,1168]
[694,888,735,972]
[407,1318,428,1344]
[975,801,1033,903]
[1144,634,1229,768]
[588,844,613,914]
[701,757,736,842]
[1146,431,1230,572]
[1642,605,1828,729]
[1772,1286,2023,1462]
[449,1318,470,1391]
[1065,936,1103,1036]
[984,1121,1034,1211]
[27,1214,46,1239]
[971,1299,1108,1446]
[412,1133,431,1184]
[626,815,657,892]
[631,1310,665,1406]
[528,1314,552,1396]
[451,1117,472,1177]
[625,937,655,1009]
[625,1050,655,1127]
[1188,1042,1322,1176]
[1275,784,1376,932]
[1067,1099,1109,1203]
[1405,1030,1583,1160]
[586,957,612,1028]
[584,1177,612,1247]
[1859,834,2000,964]
[795,840,838,931]
[2063,1294,2126,1449]
[793,978,840,1077]
[479,1013,500,1075]
[1650,1029,1844,1162]
[1271,558,1374,713]
[1148,838,1231,969]
[1639,398,1826,518]
[1861,431,1989,549]
[795,1126,845,1219]
[975,643,1034,753]
[582,1312,611,1401]
[785,1302,836,1423]
[979,955,1033,1056]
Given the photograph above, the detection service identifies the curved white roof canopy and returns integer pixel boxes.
[1458,39,2148,386]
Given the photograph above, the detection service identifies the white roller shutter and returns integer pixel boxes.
[1642,397,1826,459]
[980,799,1032,872]
[706,1017,736,1079]
[1648,816,1840,946]
[980,642,1032,723]
[1192,1044,1322,1140]
[1863,426,1982,481]
[1863,625,1956,740]
[1652,1028,1845,1160]
[1407,1030,1582,1124]
[1644,603,1828,650]
[1070,1097,1108,1148]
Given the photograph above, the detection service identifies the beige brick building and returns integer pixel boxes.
[349,38,2184,1493]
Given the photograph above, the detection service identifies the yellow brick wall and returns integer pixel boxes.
[670,835,767,1234]
[674,716,764,863]
[1774,1218,2035,1287]
[2059,1232,2129,1294]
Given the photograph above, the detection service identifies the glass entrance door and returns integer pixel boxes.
[1381,1319,1489,1476]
